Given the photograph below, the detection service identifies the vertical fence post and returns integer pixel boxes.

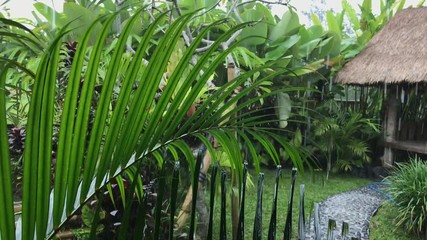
[207,162,219,240]
[220,170,227,240]
[341,221,349,240]
[314,203,321,240]
[169,161,180,240]
[253,173,264,240]
[298,184,306,240]
[154,155,167,240]
[283,168,297,240]
[327,219,336,240]
[268,165,282,240]
[188,150,204,240]
[237,163,248,240]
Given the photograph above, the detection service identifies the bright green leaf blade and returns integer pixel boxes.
[22,29,65,239]
[157,22,249,144]
[0,18,39,38]
[342,0,360,30]
[22,49,49,240]
[0,57,35,79]
[36,28,65,239]
[326,11,342,40]
[109,13,193,175]
[135,19,228,157]
[311,13,322,26]
[270,9,301,42]
[66,11,122,212]
[0,66,16,240]
[80,10,150,200]
[53,13,110,228]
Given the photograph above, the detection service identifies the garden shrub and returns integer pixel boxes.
[385,156,427,236]
[311,100,379,178]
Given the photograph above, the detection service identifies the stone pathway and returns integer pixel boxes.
[305,186,385,239]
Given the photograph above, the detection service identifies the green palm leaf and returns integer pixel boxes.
[0,7,305,239]
[53,13,116,228]
[21,29,64,240]
[0,65,15,240]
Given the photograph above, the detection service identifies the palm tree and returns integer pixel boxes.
[313,100,379,179]
[0,8,303,239]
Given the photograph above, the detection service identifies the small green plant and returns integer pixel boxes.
[385,156,427,237]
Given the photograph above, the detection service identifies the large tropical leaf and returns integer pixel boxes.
[0,7,304,239]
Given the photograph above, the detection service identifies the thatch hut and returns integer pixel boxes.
[335,7,427,167]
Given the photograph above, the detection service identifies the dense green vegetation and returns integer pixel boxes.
[370,156,427,240]
[385,157,427,237]
[0,0,426,239]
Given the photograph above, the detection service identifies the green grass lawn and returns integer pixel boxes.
[369,202,420,240]
[210,168,371,239]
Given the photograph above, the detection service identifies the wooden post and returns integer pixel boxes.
[382,88,399,167]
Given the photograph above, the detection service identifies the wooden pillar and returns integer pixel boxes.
[382,88,399,167]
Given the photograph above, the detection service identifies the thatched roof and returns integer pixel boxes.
[335,7,427,85]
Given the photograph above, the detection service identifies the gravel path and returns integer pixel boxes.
[305,186,385,240]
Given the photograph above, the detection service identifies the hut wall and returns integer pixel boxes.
[397,121,427,141]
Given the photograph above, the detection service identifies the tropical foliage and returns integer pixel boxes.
[292,0,412,175]
[311,100,380,178]
[0,3,314,239]
[385,156,427,237]
[1,0,422,238]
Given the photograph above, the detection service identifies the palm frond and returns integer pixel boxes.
[0,8,305,239]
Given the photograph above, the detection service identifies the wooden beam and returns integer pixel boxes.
[381,140,427,155]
